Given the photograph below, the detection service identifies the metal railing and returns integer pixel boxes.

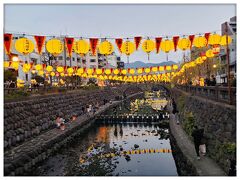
[175,85,236,105]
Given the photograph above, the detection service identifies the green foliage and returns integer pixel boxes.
[87,78,97,85]
[5,90,30,100]
[4,70,17,82]
[183,112,195,136]
[222,142,236,155]
[177,95,185,112]
[82,84,99,90]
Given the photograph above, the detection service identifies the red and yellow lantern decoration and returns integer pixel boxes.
[193,36,207,48]
[57,66,64,73]
[178,38,191,51]
[205,49,215,58]
[208,34,221,45]
[121,41,135,63]
[142,39,155,61]
[98,40,114,56]
[46,39,63,56]
[35,64,43,71]
[46,65,53,72]
[220,35,232,46]
[22,63,31,73]
[74,39,89,56]
[15,38,34,55]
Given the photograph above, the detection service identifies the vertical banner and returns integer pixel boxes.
[173,36,180,51]
[155,37,162,54]
[204,32,211,46]
[134,36,142,50]
[34,36,46,54]
[189,35,195,49]
[4,33,13,55]
[89,38,99,55]
[65,37,74,57]
[115,38,123,53]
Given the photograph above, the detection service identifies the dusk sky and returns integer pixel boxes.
[4,4,236,64]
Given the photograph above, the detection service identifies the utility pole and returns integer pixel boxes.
[225,22,232,105]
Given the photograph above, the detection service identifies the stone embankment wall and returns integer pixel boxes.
[170,87,236,173]
[4,85,143,176]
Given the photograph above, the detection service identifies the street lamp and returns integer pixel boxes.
[12,56,19,62]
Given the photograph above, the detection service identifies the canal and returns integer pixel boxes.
[31,90,178,176]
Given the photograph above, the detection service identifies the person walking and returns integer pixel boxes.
[191,126,204,160]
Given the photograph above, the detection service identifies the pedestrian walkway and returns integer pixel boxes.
[168,104,226,176]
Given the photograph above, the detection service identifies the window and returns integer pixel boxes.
[67,57,70,61]
[58,56,63,60]
[77,58,80,62]
[90,59,96,63]
[72,57,75,61]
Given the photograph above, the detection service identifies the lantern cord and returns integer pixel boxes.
[5,30,222,40]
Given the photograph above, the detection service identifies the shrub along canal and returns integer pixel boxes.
[30,91,179,176]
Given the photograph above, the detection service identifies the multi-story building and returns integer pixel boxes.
[217,16,236,84]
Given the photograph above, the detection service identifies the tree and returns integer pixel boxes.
[4,69,17,82]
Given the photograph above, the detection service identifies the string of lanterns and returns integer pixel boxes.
[4,33,232,60]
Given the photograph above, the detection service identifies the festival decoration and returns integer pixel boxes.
[46,39,63,56]
[98,40,114,55]
[121,40,135,63]
[142,39,155,61]
[134,36,142,50]
[173,36,180,51]
[35,64,43,71]
[4,34,13,55]
[205,49,215,58]
[193,36,207,48]
[188,35,195,49]
[57,66,64,73]
[89,38,99,55]
[204,32,211,45]
[15,38,35,55]
[178,38,190,51]
[220,35,232,46]
[155,37,162,54]
[34,36,46,54]
[46,65,53,72]
[160,39,174,53]
[74,39,90,55]
[22,63,31,73]
[208,33,221,45]
[65,37,74,57]
[115,38,123,53]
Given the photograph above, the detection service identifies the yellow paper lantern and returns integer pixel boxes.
[208,34,221,45]
[4,61,10,68]
[206,49,215,58]
[35,64,43,71]
[160,39,174,53]
[60,73,65,77]
[38,70,44,76]
[105,69,111,75]
[98,40,114,55]
[113,69,119,75]
[142,39,155,53]
[129,69,135,74]
[46,39,63,56]
[67,67,74,74]
[166,66,172,71]
[173,65,178,70]
[11,62,19,70]
[193,36,207,48]
[121,69,127,75]
[50,72,55,76]
[46,65,53,72]
[220,35,232,46]
[145,68,151,73]
[87,68,93,75]
[74,39,89,55]
[121,41,135,56]
[152,67,158,72]
[96,69,103,75]
[15,38,34,55]
[137,68,143,74]
[77,68,84,74]
[178,38,190,51]
[159,66,164,71]
[57,66,64,73]
[22,64,31,73]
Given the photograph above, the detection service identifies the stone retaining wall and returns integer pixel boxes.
[4,85,143,176]
[170,87,236,173]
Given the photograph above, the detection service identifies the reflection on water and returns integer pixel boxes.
[32,123,178,176]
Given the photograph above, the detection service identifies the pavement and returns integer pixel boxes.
[168,103,226,176]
